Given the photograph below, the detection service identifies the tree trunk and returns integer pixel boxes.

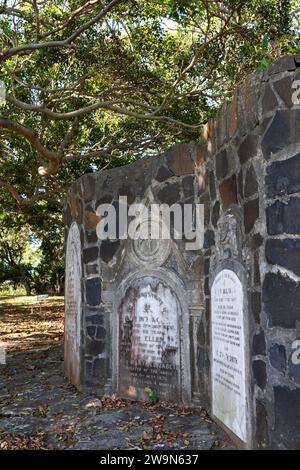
[18,266,31,295]
[55,272,64,296]
[22,278,31,296]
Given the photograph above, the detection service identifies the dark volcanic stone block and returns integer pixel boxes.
[268,55,296,74]
[274,386,300,449]
[204,276,210,296]
[182,175,195,198]
[219,175,238,209]
[203,230,215,249]
[263,272,300,328]
[295,109,300,144]
[93,357,109,379]
[244,198,259,234]
[95,326,106,340]
[86,278,101,306]
[82,174,96,201]
[256,400,269,448]
[238,79,259,132]
[253,360,267,390]
[85,264,98,276]
[253,251,261,286]
[85,339,105,356]
[266,238,300,276]
[155,165,174,182]
[83,246,99,264]
[261,110,291,159]
[273,76,293,108]
[228,93,238,137]
[100,240,120,264]
[238,134,259,165]
[267,198,300,235]
[238,169,244,199]
[119,185,135,205]
[200,192,210,225]
[96,194,113,207]
[244,165,258,198]
[262,84,278,114]
[215,150,228,180]
[86,230,98,244]
[251,291,261,324]
[251,233,264,251]
[266,153,300,197]
[166,144,195,175]
[269,344,286,373]
[87,326,96,338]
[208,171,216,201]
[204,257,210,277]
[252,330,266,356]
[211,201,220,228]
[86,314,103,325]
[157,182,180,205]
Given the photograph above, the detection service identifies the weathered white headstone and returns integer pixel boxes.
[118,278,181,401]
[211,269,248,444]
[65,223,82,386]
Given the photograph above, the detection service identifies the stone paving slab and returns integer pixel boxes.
[0,345,235,450]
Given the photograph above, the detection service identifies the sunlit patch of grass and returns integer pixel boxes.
[0,295,64,306]
[0,295,65,352]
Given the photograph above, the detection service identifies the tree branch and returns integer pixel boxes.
[0,116,61,175]
[0,177,48,206]
[0,0,123,61]
[0,116,58,163]
[6,94,201,128]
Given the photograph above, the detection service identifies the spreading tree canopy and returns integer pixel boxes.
[0,0,298,207]
[0,0,299,292]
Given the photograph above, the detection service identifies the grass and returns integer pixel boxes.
[0,295,64,352]
[0,295,64,306]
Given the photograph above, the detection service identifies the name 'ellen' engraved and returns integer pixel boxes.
[118,278,181,401]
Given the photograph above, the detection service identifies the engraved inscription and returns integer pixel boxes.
[211,269,248,443]
[65,223,82,387]
[118,278,181,401]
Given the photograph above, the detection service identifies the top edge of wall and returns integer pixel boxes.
[202,53,300,154]
[64,53,300,203]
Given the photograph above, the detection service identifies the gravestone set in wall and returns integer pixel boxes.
[64,53,300,449]
[64,145,205,408]
[210,210,251,447]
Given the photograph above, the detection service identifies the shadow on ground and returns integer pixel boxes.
[0,296,235,450]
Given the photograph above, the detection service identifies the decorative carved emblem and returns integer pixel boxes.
[131,218,171,267]
[216,209,242,260]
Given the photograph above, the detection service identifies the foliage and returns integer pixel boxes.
[0,0,299,291]
[0,0,299,205]
[144,386,160,404]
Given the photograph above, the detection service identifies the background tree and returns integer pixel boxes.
[0,222,38,294]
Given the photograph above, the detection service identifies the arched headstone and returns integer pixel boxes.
[64,223,82,387]
[117,276,182,402]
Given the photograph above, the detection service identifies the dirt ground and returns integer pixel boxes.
[0,296,235,450]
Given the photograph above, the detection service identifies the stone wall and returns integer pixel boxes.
[63,53,300,449]
[63,146,206,406]
[200,53,300,449]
